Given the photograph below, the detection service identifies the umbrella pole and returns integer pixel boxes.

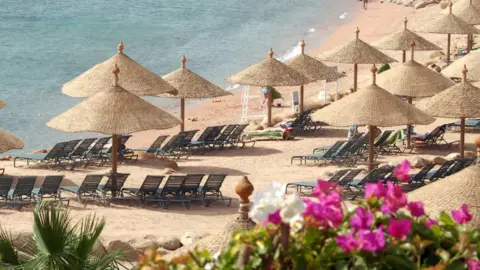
[180,98,185,132]
[299,85,304,114]
[406,97,412,149]
[368,125,375,172]
[353,63,358,92]
[447,34,451,64]
[402,50,406,63]
[267,87,273,126]
[111,134,118,198]
[460,117,465,158]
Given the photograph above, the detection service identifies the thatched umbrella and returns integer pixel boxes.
[454,0,480,53]
[415,1,480,64]
[317,28,396,93]
[226,49,310,126]
[372,18,441,62]
[311,65,435,171]
[160,56,231,131]
[408,164,480,225]
[0,130,23,154]
[419,65,480,158]
[441,0,480,15]
[48,65,180,196]
[286,41,342,113]
[377,41,455,148]
[442,50,480,80]
[62,42,177,97]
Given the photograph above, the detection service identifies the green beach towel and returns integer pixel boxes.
[377,64,390,74]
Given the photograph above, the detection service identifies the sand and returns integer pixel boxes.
[0,1,476,247]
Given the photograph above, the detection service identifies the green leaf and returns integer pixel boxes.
[436,249,450,263]
[335,260,349,270]
[440,212,456,227]
[446,260,466,270]
[384,255,417,270]
[0,227,20,265]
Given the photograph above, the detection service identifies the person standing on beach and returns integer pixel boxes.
[363,0,368,10]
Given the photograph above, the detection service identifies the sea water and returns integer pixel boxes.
[0,0,352,153]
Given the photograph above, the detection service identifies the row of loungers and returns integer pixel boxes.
[13,135,137,170]
[286,157,476,197]
[0,173,231,209]
[135,124,255,159]
[280,108,323,136]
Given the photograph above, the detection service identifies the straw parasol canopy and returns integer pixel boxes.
[408,164,480,225]
[441,0,480,14]
[442,50,480,80]
[317,28,396,92]
[372,18,441,62]
[415,2,480,63]
[377,41,455,97]
[160,56,231,131]
[62,41,177,98]
[286,40,342,113]
[49,65,180,196]
[419,65,480,157]
[0,130,23,153]
[311,65,435,170]
[454,2,480,25]
[226,48,311,126]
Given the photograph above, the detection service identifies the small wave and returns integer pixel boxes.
[277,41,303,62]
[225,84,241,91]
[339,12,348,20]
[308,28,316,33]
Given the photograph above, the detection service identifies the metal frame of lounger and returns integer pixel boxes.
[412,125,452,148]
[346,167,393,194]
[374,130,393,154]
[61,175,105,206]
[336,169,363,187]
[282,109,312,133]
[224,124,254,149]
[182,174,205,196]
[426,160,456,181]
[157,134,190,160]
[135,135,169,155]
[98,173,130,199]
[197,174,231,206]
[188,125,226,152]
[343,135,370,166]
[157,175,191,209]
[13,141,70,169]
[0,176,13,204]
[102,135,138,164]
[313,133,363,154]
[285,169,351,195]
[83,137,111,167]
[32,175,69,205]
[210,125,238,149]
[291,141,345,165]
[8,176,37,209]
[406,164,435,186]
[121,175,165,204]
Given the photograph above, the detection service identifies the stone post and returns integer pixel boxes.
[234,176,256,228]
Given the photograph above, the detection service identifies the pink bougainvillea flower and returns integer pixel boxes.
[383,181,408,214]
[265,209,282,225]
[365,180,387,199]
[350,207,374,230]
[425,219,438,228]
[467,259,480,270]
[303,199,344,229]
[407,201,425,217]
[312,180,333,198]
[336,232,358,253]
[451,204,473,225]
[394,160,411,183]
[387,218,412,239]
[357,226,385,252]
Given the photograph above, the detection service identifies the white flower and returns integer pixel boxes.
[249,183,286,223]
[280,192,305,224]
[289,214,304,233]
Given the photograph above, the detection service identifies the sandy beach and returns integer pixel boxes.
[0,0,476,254]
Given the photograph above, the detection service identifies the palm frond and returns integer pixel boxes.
[87,248,126,270]
[71,214,106,267]
[0,226,20,266]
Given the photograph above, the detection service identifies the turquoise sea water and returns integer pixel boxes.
[0,0,352,153]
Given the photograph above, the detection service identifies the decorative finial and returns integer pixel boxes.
[118,41,124,54]
[235,176,255,221]
[301,40,305,55]
[356,27,360,39]
[449,1,453,14]
[410,39,416,61]
[181,55,186,68]
[112,64,120,86]
[463,64,468,82]
[371,64,378,85]
[268,48,274,58]
[404,18,408,29]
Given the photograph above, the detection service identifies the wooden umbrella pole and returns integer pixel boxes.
[180,98,185,131]
[353,63,358,92]
[368,125,375,172]
[447,34,451,64]
[111,134,118,198]
[406,97,413,149]
[267,87,273,126]
[402,50,406,63]
[460,117,465,158]
[299,85,304,113]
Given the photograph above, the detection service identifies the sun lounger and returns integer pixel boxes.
[13,140,80,169]
[182,174,205,196]
[211,125,238,149]
[412,125,453,148]
[157,134,190,160]
[291,141,345,165]
[188,126,225,152]
[286,169,350,195]
[342,134,370,166]
[313,133,363,154]
[98,173,130,198]
[61,175,105,205]
[450,118,480,131]
[336,169,363,187]
[347,167,393,192]
[224,124,253,148]
[32,175,68,205]
[121,175,165,203]
[426,160,456,181]
[179,130,200,148]
[405,164,435,186]
[83,137,111,167]
[157,175,191,209]
[0,176,14,203]
[197,174,231,206]
[134,135,169,155]
[8,176,36,208]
